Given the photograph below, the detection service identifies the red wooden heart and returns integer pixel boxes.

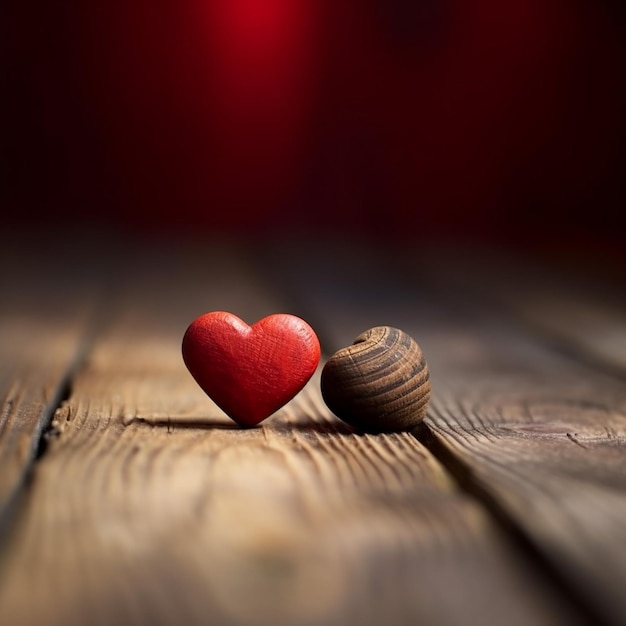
[182,311,321,426]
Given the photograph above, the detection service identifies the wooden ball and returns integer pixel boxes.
[321,327,431,432]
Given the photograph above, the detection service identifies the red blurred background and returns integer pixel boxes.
[3,0,625,254]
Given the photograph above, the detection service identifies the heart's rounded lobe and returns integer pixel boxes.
[182,311,321,426]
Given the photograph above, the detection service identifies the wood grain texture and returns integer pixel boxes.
[321,326,431,432]
[0,240,97,526]
[269,241,626,625]
[0,244,582,626]
[182,311,320,425]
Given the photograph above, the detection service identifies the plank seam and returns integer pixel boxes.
[411,261,626,384]
[0,342,89,539]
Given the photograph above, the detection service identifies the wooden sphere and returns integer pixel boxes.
[321,327,431,432]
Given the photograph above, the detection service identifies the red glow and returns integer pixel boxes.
[210,1,311,108]
[205,0,319,215]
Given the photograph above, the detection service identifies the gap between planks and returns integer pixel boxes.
[0,236,114,535]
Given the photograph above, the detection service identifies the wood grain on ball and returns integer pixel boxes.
[321,327,430,432]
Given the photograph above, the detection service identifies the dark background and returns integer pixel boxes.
[3,0,625,259]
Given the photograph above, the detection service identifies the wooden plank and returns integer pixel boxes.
[0,239,97,528]
[423,246,626,377]
[0,243,582,626]
[269,241,626,625]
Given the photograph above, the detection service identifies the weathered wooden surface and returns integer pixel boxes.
[0,242,593,626]
[271,242,626,625]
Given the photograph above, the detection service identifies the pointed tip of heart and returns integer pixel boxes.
[182,311,320,426]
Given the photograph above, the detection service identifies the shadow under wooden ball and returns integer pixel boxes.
[321,327,431,433]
